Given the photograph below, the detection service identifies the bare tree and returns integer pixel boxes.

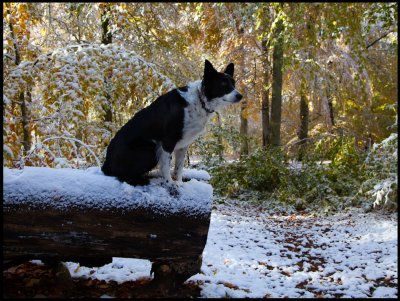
[261,39,271,147]
[270,18,284,147]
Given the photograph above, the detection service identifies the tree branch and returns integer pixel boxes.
[26,136,101,167]
[4,54,15,61]
[366,30,394,49]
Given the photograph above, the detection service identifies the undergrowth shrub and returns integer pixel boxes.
[357,133,397,211]
[209,135,384,214]
[314,136,365,172]
[192,116,243,168]
[210,148,288,197]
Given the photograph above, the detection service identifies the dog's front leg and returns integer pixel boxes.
[173,146,188,183]
[159,147,181,196]
[159,147,173,184]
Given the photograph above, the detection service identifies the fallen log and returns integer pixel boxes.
[3,167,212,289]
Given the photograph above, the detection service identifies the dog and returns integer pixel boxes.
[101,60,243,188]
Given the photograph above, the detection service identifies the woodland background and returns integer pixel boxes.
[3,3,398,213]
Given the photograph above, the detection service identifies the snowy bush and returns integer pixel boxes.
[358,132,398,211]
[3,43,174,168]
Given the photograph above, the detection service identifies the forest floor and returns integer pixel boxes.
[3,200,397,298]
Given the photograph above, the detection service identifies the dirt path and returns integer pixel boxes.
[188,201,398,298]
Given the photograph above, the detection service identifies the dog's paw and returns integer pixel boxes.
[174,179,184,186]
[162,180,181,197]
[172,173,183,183]
[168,184,180,197]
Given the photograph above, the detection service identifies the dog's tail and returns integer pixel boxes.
[102,138,116,176]
[101,159,112,176]
[126,175,150,186]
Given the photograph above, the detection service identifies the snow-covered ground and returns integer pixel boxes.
[65,200,398,298]
[8,165,395,298]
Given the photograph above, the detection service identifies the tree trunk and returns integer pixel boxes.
[270,18,284,147]
[7,5,31,155]
[101,6,112,45]
[216,112,224,162]
[261,39,270,148]
[298,84,309,161]
[327,95,335,127]
[20,91,32,155]
[236,26,248,157]
[239,101,249,156]
[101,5,113,124]
[4,204,209,266]
[321,94,335,131]
[4,204,208,289]
[323,73,335,130]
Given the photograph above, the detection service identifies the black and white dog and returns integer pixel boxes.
[102,60,242,187]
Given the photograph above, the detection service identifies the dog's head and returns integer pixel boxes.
[201,60,243,111]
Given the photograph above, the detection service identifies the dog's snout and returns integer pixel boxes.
[236,93,243,101]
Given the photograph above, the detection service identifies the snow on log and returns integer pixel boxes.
[4,167,212,217]
[3,167,213,269]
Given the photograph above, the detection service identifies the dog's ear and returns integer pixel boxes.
[224,63,234,77]
[204,59,217,78]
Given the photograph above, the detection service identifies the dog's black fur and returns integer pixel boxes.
[101,89,188,185]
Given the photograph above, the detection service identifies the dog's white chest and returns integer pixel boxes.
[175,105,210,150]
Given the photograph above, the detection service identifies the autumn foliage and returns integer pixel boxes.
[3,3,397,210]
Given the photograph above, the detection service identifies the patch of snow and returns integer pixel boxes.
[182,168,211,181]
[30,260,44,265]
[373,286,398,298]
[65,258,152,284]
[148,168,211,181]
[3,144,14,157]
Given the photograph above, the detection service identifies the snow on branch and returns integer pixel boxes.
[26,136,101,168]
[3,42,176,168]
